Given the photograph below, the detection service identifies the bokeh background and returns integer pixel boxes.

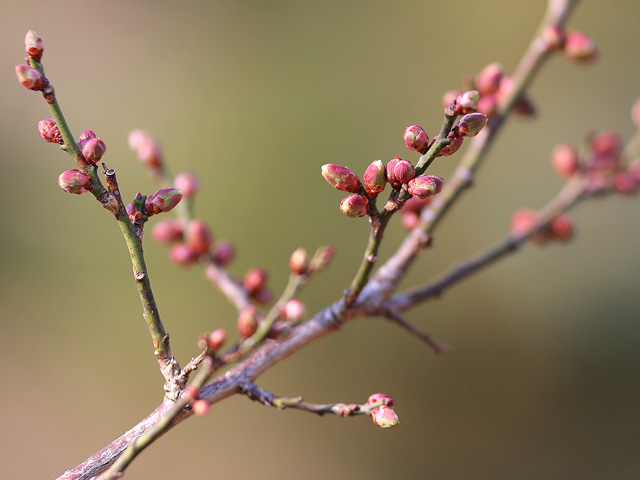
[1,1,639,479]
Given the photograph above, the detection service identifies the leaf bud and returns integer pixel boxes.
[145,187,183,215]
[289,247,309,275]
[457,113,488,137]
[81,137,107,163]
[339,194,369,218]
[403,125,429,154]
[563,31,597,63]
[174,171,199,199]
[371,405,400,428]
[186,219,213,256]
[321,164,362,193]
[169,244,198,267]
[363,159,387,194]
[407,175,437,199]
[37,118,61,143]
[151,219,184,245]
[550,143,579,177]
[57,169,93,194]
[15,64,43,91]
[237,305,260,338]
[243,267,268,294]
[24,30,44,62]
[281,299,305,323]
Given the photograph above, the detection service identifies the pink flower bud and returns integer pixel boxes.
[549,215,574,242]
[541,25,565,51]
[15,64,43,91]
[476,94,498,117]
[252,287,273,305]
[77,130,97,152]
[591,131,622,157]
[57,169,93,194]
[37,119,61,143]
[339,194,369,218]
[475,62,503,95]
[128,130,163,168]
[243,267,268,294]
[386,157,415,185]
[402,195,431,214]
[363,159,387,194]
[456,90,480,113]
[186,219,213,256]
[192,399,210,416]
[551,143,579,177]
[145,187,183,215]
[281,299,305,323]
[366,393,395,407]
[289,247,309,275]
[24,30,44,62]
[563,31,597,63]
[407,175,437,199]
[403,125,429,154]
[174,171,199,199]
[401,211,420,231]
[213,241,235,266]
[441,89,462,109]
[151,219,184,245]
[613,172,637,195]
[237,305,260,338]
[457,113,488,137]
[371,405,400,428]
[434,135,464,157]
[81,137,107,163]
[510,209,548,245]
[207,328,227,351]
[321,164,362,193]
[428,174,444,194]
[169,244,198,267]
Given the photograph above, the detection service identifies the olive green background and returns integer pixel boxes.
[1,1,639,479]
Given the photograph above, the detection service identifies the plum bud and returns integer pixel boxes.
[457,112,488,137]
[243,267,268,294]
[169,244,198,267]
[407,175,437,199]
[363,159,387,194]
[403,125,429,154]
[551,144,579,177]
[237,305,260,338]
[174,171,199,199]
[192,399,210,416]
[366,393,394,408]
[37,119,61,143]
[81,137,107,163]
[289,247,309,275]
[151,219,184,245]
[434,135,463,157]
[128,130,163,168]
[213,241,236,266]
[564,31,597,63]
[386,157,415,185]
[549,215,574,242]
[371,405,400,428]
[475,62,503,95]
[456,90,480,113]
[15,64,43,91]
[541,25,565,51]
[24,30,44,62]
[207,328,227,351]
[281,299,305,323]
[321,164,362,193]
[145,187,183,215]
[77,130,97,151]
[57,169,92,194]
[339,194,369,218]
[186,219,213,255]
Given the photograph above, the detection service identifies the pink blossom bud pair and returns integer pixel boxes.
[386,157,415,185]
[366,394,399,428]
[77,130,107,163]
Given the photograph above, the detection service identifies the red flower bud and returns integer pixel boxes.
[363,159,387,194]
[169,244,197,267]
[207,328,227,351]
[339,194,369,218]
[57,169,93,194]
[81,137,107,163]
[15,64,43,91]
[434,136,464,157]
[243,267,268,294]
[128,130,163,169]
[321,164,362,193]
[371,405,400,428]
[401,211,420,231]
[549,215,574,242]
[475,62,503,95]
[38,119,61,143]
[77,130,97,152]
[386,157,415,185]
[151,219,184,245]
[551,144,579,177]
[457,113,488,137]
[281,299,305,323]
[145,187,183,215]
[563,31,597,63]
[24,30,44,62]
[407,175,437,199]
[403,125,429,154]
[237,305,260,338]
[186,219,213,256]
[174,171,199,199]
[289,247,309,275]
[213,241,235,266]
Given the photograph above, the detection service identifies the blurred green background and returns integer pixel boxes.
[1,1,639,479]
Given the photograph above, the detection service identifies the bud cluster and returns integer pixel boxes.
[366,393,399,428]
